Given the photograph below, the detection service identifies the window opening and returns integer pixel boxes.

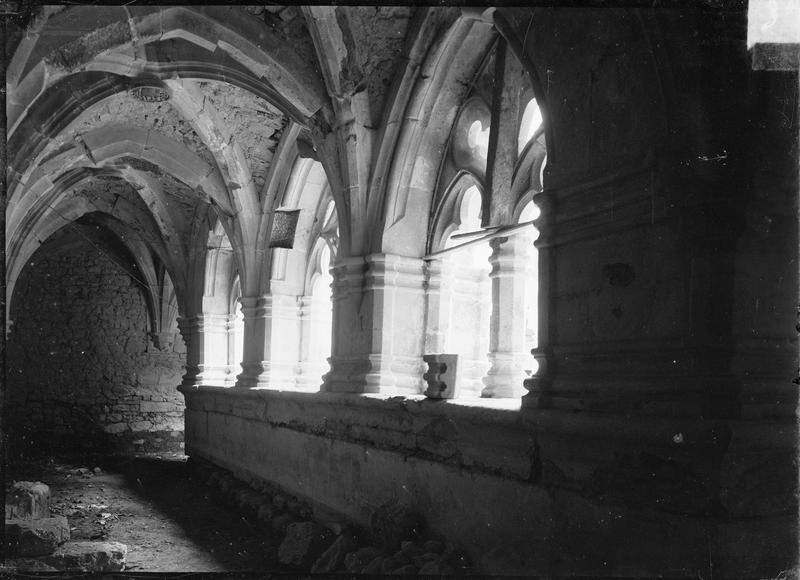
[468,120,490,162]
[518,98,543,155]
[518,201,540,378]
[308,243,333,372]
[298,198,338,391]
[438,185,492,397]
[228,277,244,385]
[452,98,492,179]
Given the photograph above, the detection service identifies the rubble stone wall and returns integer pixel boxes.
[7,235,186,456]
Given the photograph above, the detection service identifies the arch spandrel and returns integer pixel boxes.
[377,15,497,258]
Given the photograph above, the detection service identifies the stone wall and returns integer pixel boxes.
[7,233,186,457]
[181,387,797,577]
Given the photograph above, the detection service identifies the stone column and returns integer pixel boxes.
[268,293,303,389]
[178,314,229,388]
[224,310,240,387]
[323,254,426,394]
[423,259,454,354]
[234,295,270,388]
[323,257,367,392]
[523,192,554,407]
[297,294,331,390]
[448,248,492,398]
[364,254,427,394]
[482,234,534,398]
[520,164,752,417]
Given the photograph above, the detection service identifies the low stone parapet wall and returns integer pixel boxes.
[181,385,798,576]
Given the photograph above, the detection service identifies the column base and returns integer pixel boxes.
[184,364,229,387]
[323,354,425,395]
[322,356,371,393]
[364,354,425,395]
[297,360,328,391]
[482,352,531,398]
[234,362,264,388]
[460,358,492,398]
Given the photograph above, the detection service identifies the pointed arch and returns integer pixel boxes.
[428,171,486,255]
[378,15,498,257]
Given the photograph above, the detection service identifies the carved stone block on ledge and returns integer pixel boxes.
[423,354,461,399]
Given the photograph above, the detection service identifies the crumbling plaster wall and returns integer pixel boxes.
[7,231,186,457]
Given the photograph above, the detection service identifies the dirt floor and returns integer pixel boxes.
[4,453,291,573]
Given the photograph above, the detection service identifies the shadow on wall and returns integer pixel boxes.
[6,231,187,459]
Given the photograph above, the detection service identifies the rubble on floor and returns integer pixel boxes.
[5,481,51,520]
[4,479,128,572]
[44,541,128,572]
[193,458,471,574]
[6,515,70,556]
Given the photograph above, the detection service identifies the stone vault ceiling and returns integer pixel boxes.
[6,4,496,319]
[194,80,289,195]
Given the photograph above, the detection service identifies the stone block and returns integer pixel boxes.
[423,540,444,553]
[278,521,335,567]
[272,493,288,510]
[258,502,279,522]
[286,496,303,515]
[400,540,424,558]
[390,549,411,565]
[344,546,383,573]
[140,400,177,413]
[311,533,357,573]
[44,541,127,572]
[218,476,236,496]
[6,516,70,557]
[271,513,299,537]
[235,489,263,511]
[423,354,461,398]
[380,555,404,573]
[419,559,454,575]
[102,423,127,434]
[130,420,154,432]
[413,552,440,567]
[2,558,59,572]
[369,499,422,550]
[363,555,384,574]
[5,481,50,520]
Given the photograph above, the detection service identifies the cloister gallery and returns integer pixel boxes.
[4,4,798,576]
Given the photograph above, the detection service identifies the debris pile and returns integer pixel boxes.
[4,478,127,573]
[195,459,473,574]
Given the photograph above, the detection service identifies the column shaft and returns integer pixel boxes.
[324,254,426,394]
[483,235,536,398]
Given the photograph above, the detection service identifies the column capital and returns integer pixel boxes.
[177,314,230,333]
[365,253,425,292]
[488,234,534,278]
[330,256,367,290]
[238,294,272,318]
[365,253,426,271]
